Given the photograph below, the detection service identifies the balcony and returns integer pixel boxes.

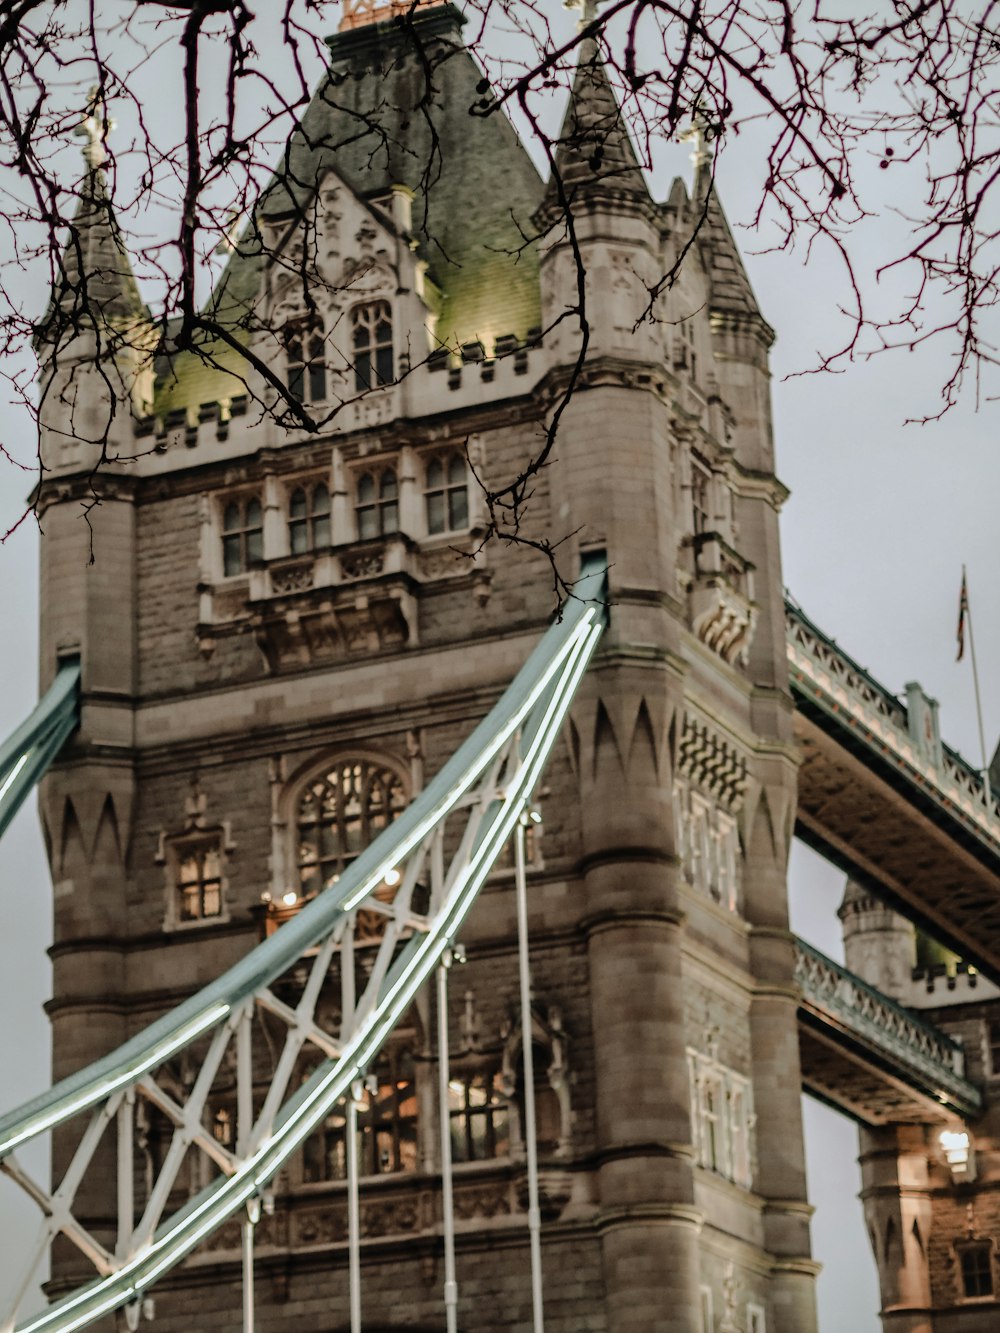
[687,531,757,667]
[198,530,490,672]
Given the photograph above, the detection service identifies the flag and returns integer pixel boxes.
[957,568,969,662]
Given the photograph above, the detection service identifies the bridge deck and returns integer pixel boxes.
[787,600,1000,979]
[794,938,981,1126]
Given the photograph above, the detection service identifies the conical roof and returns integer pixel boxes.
[691,163,770,332]
[538,35,653,223]
[40,167,148,340]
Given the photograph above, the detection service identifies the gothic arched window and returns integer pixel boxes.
[285,318,327,403]
[289,482,331,554]
[222,496,263,576]
[303,1047,418,1182]
[356,468,399,540]
[295,757,407,898]
[448,1070,509,1162]
[425,453,469,535]
[351,300,393,391]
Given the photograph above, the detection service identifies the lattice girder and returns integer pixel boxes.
[0,562,605,1333]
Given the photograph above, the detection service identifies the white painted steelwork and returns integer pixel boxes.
[0,560,607,1333]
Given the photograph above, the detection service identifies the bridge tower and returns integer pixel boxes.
[32,6,819,1330]
[838,875,1000,1330]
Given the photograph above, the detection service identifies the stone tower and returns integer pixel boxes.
[36,7,817,1330]
[840,870,1000,1326]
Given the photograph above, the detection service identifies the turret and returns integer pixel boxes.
[36,102,154,477]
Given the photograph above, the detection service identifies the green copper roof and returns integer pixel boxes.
[155,4,544,418]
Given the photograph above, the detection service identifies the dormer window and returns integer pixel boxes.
[289,482,331,554]
[425,453,469,535]
[222,496,263,576]
[356,468,399,540]
[352,301,393,391]
[286,318,326,403]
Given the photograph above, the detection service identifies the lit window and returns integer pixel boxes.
[958,1241,994,1298]
[212,1108,233,1148]
[286,319,326,403]
[289,482,331,554]
[303,1049,418,1182]
[351,300,393,391]
[356,468,399,540]
[295,758,407,898]
[425,453,470,535]
[177,843,223,922]
[222,497,263,576]
[449,1072,509,1162]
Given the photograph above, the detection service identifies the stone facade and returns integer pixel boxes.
[35,7,821,1331]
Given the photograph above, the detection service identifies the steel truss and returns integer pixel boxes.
[0,659,79,842]
[0,561,606,1333]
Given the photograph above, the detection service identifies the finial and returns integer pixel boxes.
[680,102,715,179]
[74,87,115,172]
[564,0,600,30]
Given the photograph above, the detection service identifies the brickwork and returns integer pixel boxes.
[30,8,825,1331]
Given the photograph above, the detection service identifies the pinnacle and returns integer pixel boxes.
[52,168,148,330]
[541,33,652,217]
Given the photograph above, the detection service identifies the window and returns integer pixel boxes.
[222,496,263,576]
[289,482,331,554]
[691,458,711,535]
[295,758,407,898]
[959,1241,994,1298]
[177,842,223,921]
[286,319,326,403]
[356,468,399,540]
[699,1285,714,1333]
[687,1047,755,1189]
[989,1020,1000,1075]
[352,300,393,391]
[303,1049,418,1182]
[425,454,469,535]
[212,1108,234,1149]
[449,1072,510,1162]
[746,1304,766,1333]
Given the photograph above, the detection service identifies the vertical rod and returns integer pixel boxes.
[515,813,545,1333]
[117,1090,134,1260]
[438,955,458,1333]
[965,573,991,804]
[242,1198,259,1333]
[348,1083,362,1333]
[237,1003,252,1156]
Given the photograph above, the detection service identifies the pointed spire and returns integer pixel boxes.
[537,31,653,225]
[682,109,771,332]
[38,96,148,346]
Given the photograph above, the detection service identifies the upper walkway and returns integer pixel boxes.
[786,599,1000,980]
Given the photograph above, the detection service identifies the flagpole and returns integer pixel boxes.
[962,567,992,806]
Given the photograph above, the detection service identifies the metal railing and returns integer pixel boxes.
[794,937,982,1119]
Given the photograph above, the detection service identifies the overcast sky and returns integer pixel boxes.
[2,4,998,1328]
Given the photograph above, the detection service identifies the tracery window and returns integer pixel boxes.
[295,758,407,898]
[425,453,469,535]
[176,842,223,922]
[356,468,399,540]
[289,482,331,554]
[222,496,263,576]
[351,300,393,391]
[286,318,327,403]
[448,1071,510,1163]
[303,1048,418,1182]
[687,1047,754,1189]
[958,1240,994,1299]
